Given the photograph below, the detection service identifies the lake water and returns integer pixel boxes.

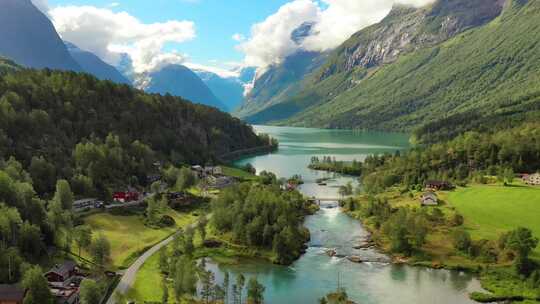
[209,125,483,304]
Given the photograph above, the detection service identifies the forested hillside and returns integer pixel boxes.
[0,65,266,197]
[249,0,540,144]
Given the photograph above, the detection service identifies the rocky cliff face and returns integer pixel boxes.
[320,0,506,80]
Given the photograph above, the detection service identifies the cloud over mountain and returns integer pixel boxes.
[49,5,195,74]
[238,0,435,68]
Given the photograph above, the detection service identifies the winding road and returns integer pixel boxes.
[106,216,208,304]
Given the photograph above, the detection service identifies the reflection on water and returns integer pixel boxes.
[218,126,484,303]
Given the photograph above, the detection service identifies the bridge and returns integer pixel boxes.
[307,197,353,205]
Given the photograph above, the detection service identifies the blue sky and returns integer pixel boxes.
[48,0,291,69]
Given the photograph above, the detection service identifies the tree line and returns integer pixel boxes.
[359,123,540,194]
[309,156,362,176]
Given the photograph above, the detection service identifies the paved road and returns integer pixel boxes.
[106,216,208,304]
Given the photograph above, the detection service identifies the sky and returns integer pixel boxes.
[37,0,435,77]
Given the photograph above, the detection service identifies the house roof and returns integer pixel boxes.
[422,192,438,200]
[46,261,77,278]
[0,284,25,301]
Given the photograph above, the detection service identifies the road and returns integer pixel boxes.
[106,215,208,304]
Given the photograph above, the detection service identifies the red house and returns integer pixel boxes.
[112,191,139,203]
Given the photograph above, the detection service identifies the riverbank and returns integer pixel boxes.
[218,144,278,162]
[344,183,540,303]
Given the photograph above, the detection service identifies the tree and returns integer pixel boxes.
[505,227,539,275]
[158,247,169,273]
[200,269,215,304]
[22,266,53,304]
[247,277,265,304]
[176,167,196,191]
[223,271,230,304]
[28,156,55,195]
[198,216,208,242]
[52,180,74,210]
[73,225,93,256]
[236,274,245,304]
[80,279,101,304]
[183,228,195,256]
[90,234,111,266]
[162,276,169,304]
[452,229,472,253]
[19,221,42,261]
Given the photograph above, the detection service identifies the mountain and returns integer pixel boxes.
[0,66,266,179]
[65,42,130,84]
[0,0,82,72]
[235,22,327,120]
[235,51,327,120]
[246,0,538,140]
[194,70,245,111]
[145,65,228,111]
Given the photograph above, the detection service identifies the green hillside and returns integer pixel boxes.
[254,0,540,143]
[0,68,266,197]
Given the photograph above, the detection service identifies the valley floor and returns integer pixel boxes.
[349,181,540,303]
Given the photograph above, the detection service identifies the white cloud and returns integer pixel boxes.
[108,2,120,8]
[239,0,435,68]
[232,33,246,42]
[49,5,196,73]
[238,0,319,68]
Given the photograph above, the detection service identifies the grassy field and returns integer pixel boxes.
[448,183,540,259]
[84,208,199,268]
[222,165,259,181]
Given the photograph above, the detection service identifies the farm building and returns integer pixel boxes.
[421,192,439,206]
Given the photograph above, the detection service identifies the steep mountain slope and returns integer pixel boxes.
[282,0,539,142]
[66,42,131,84]
[145,65,227,111]
[249,0,510,127]
[236,51,327,120]
[235,22,328,120]
[195,70,245,111]
[0,0,82,71]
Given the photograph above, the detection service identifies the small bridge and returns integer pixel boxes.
[307,197,353,205]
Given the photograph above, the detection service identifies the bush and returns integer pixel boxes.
[159,215,175,227]
[452,229,472,253]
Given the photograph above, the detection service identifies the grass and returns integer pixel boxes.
[448,183,540,259]
[222,165,259,181]
[125,252,173,302]
[83,208,199,268]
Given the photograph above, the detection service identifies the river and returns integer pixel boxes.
[207,125,483,304]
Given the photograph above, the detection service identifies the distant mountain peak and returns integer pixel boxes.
[144,64,228,111]
[291,21,317,45]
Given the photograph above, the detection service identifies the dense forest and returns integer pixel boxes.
[0,60,267,197]
[211,183,311,264]
[359,122,540,194]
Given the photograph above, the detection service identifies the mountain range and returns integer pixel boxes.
[0,0,249,112]
[235,0,540,143]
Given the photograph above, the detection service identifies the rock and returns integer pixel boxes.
[326,249,337,257]
[347,256,363,263]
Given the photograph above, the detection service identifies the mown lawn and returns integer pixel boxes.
[448,183,540,259]
[84,208,199,268]
[222,166,259,181]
